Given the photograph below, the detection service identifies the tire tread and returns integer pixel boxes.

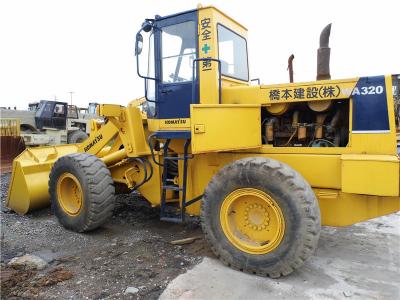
[200,157,321,278]
[49,153,115,232]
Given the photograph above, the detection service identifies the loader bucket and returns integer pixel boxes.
[6,144,79,214]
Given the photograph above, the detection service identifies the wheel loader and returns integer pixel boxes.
[7,5,400,277]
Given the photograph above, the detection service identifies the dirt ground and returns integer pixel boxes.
[0,173,212,299]
[1,171,399,300]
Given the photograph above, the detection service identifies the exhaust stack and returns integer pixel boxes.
[287,54,295,83]
[317,23,332,80]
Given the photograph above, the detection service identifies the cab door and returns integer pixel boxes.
[154,11,198,119]
[51,102,67,129]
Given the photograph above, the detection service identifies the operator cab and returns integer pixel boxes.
[136,9,198,120]
[35,100,67,130]
[135,6,250,125]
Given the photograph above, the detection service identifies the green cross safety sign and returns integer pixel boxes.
[202,44,211,54]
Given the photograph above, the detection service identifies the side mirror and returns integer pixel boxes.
[142,20,153,33]
[135,33,143,55]
[135,20,157,82]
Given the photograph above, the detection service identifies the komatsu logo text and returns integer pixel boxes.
[164,119,187,125]
[84,134,103,152]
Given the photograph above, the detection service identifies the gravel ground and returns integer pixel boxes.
[1,171,399,300]
[0,172,212,299]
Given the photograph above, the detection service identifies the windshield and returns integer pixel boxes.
[67,105,78,118]
[217,24,249,81]
[88,104,97,115]
[161,21,196,83]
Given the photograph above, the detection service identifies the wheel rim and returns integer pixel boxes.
[220,188,285,254]
[56,172,83,216]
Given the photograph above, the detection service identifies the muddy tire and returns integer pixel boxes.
[201,157,320,278]
[49,153,115,232]
[68,130,88,144]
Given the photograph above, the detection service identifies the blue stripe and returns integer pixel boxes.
[352,76,389,132]
[153,131,191,139]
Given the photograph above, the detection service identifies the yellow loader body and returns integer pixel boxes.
[7,98,400,225]
[6,4,400,278]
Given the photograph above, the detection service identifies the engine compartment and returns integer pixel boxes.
[261,100,349,147]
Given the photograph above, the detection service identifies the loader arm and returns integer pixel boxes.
[7,101,150,214]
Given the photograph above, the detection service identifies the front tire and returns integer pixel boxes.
[49,153,115,232]
[201,157,320,278]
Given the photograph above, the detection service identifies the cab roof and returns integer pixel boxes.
[154,5,247,31]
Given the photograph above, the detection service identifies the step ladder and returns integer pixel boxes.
[160,138,191,223]
[147,132,204,223]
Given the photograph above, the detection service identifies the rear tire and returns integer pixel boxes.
[49,153,115,232]
[201,157,320,278]
[68,130,88,144]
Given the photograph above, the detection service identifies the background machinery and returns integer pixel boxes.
[6,5,400,277]
[1,100,99,146]
[0,118,25,172]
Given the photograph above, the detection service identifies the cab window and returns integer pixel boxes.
[68,105,78,119]
[217,24,249,81]
[161,21,196,83]
[54,104,65,117]
[44,102,52,113]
